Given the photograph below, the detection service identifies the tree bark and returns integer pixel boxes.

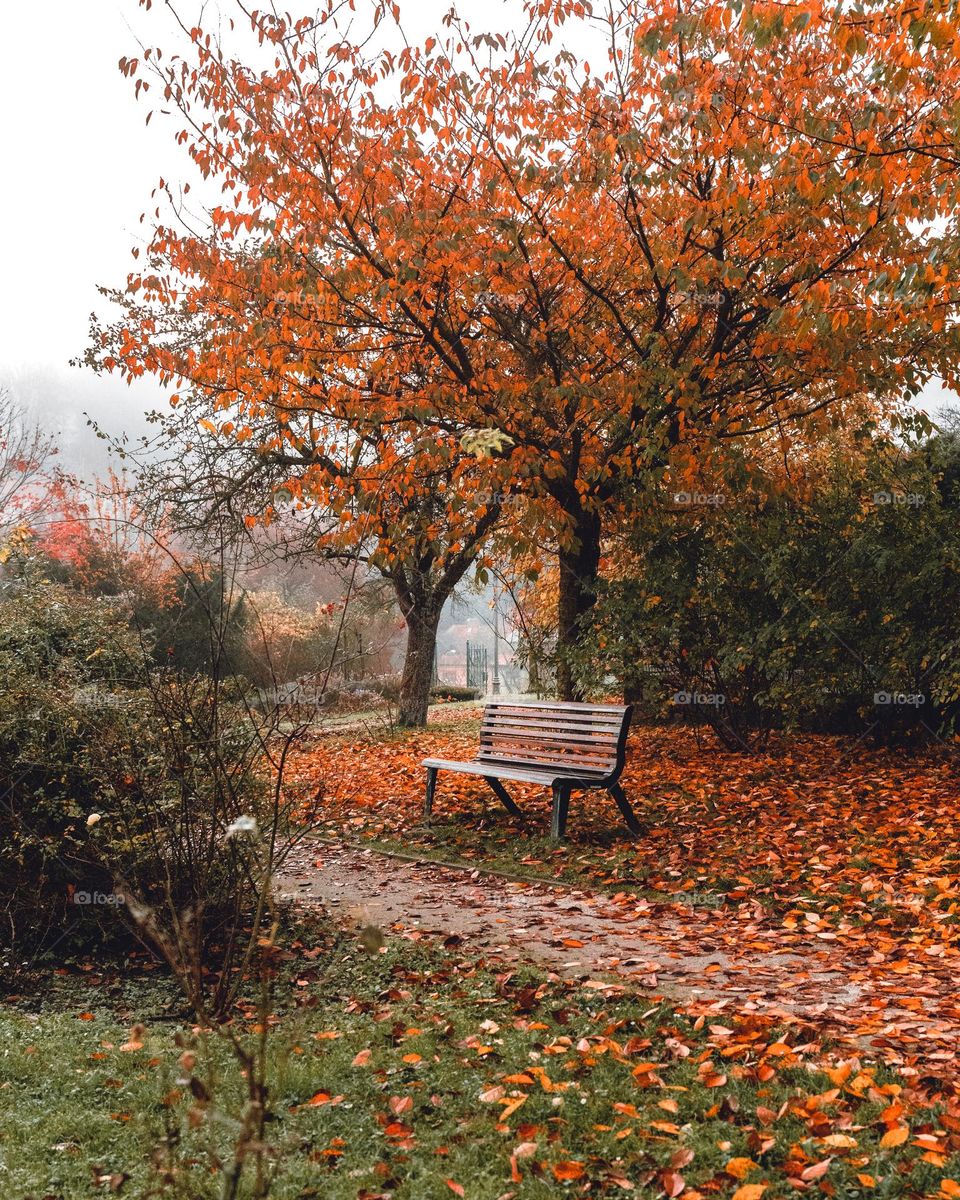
[555,507,602,701]
[396,602,442,727]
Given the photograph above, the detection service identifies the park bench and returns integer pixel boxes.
[422,700,639,839]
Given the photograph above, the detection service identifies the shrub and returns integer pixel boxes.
[576,432,960,748]
[430,684,481,702]
[0,580,279,1000]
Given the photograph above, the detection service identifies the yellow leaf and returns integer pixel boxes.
[822,1133,858,1149]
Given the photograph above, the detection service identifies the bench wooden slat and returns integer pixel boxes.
[422,757,608,783]
[480,724,624,744]
[483,704,625,723]
[480,705,624,724]
[475,758,612,777]
[481,714,623,736]
[479,735,618,758]
[485,698,627,709]
[479,746,617,767]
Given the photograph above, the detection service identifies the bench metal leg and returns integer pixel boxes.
[609,781,641,836]
[424,767,438,820]
[550,782,571,840]
[486,778,525,821]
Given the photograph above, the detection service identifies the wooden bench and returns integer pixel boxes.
[422,700,639,839]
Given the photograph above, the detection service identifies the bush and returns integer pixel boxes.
[0,580,277,994]
[430,684,481,702]
[576,431,960,748]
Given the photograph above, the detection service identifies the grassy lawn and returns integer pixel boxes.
[2,928,960,1199]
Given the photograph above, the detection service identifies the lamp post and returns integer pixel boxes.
[492,603,501,695]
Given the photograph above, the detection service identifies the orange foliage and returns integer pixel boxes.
[93,0,960,662]
[38,475,178,610]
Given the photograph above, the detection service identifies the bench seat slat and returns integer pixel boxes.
[478,756,616,775]
[484,700,627,714]
[422,757,609,785]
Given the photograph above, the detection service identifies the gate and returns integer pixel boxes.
[465,642,488,692]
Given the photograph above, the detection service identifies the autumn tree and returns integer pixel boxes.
[91,389,512,724]
[95,0,960,701]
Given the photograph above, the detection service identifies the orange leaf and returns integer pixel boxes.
[732,1186,767,1200]
[551,1161,585,1181]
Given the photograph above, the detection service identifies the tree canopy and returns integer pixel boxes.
[93,0,960,707]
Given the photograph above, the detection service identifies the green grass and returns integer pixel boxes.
[1,930,958,1198]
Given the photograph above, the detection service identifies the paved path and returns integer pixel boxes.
[279,840,863,1016]
[279,839,960,1096]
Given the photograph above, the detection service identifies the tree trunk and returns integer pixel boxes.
[397,603,442,727]
[555,508,602,701]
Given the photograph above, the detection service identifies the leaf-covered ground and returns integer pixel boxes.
[288,717,960,1092]
[4,932,960,1200]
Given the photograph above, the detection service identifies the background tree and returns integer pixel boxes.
[94,393,511,724]
[0,389,56,541]
[94,0,960,699]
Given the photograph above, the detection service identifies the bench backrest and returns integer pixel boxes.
[477,700,632,779]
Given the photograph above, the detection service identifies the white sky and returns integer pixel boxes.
[0,1,172,370]
[0,0,954,464]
